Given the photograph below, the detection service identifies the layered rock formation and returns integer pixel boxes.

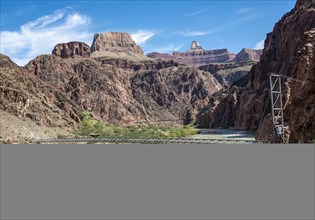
[90,32,150,62]
[147,42,263,66]
[147,41,236,66]
[199,61,257,87]
[146,52,173,61]
[52,41,91,58]
[232,48,263,62]
[196,0,315,143]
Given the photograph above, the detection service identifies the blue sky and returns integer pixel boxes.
[1,0,296,65]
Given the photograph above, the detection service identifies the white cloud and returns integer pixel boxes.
[185,9,207,17]
[232,8,251,15]
[179,30,209,37]
[0,9,92,66]
[131,30,155,45]
[178,27,225,37]
[153,44,183,53]
[254,39,265,49]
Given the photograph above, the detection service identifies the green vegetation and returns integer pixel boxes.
[74,111,198,139]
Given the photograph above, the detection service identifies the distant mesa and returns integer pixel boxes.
[147,41,236,65]
[147,41,263,66]
[52,41,91,58]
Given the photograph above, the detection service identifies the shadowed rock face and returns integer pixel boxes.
[52,42,91,58]
[91,32,144,55]
[196,0,315,143]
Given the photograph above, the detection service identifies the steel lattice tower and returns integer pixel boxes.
[269,73,285,143]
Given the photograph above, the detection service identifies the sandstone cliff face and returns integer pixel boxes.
[91,32,144,55]
[52,41,91,58]
[197,0,315,142]
[232,48,263,62]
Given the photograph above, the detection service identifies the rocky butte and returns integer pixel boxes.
[89,32,151,63]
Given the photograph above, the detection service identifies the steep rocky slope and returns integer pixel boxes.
[24,53,221,125]
[196,0,315,142]
[0,54,80,143]
[131,66,222,124]
[25,54,148,125]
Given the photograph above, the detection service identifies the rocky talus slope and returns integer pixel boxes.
[0,54,79,143]
[196,0,315,142]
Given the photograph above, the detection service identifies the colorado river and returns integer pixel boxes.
[189,129,256,141]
